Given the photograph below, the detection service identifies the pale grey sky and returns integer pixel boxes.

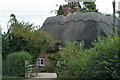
[0,0,120,33]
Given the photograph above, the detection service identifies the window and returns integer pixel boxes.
[36,58,45,66]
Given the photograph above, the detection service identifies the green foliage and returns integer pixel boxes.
[2,14,29,59]
[12,26,57,58]
[51,32,120,79]
[104,13,111,16]
[57,2,81,15]
[38,66,56,73]
[57,5,65,15]
[2,60,8,76]
[48,42,87,78]
[56,2,97,15]
[6,52,33,77]
[84,33,120,79]
[2,14,58,60]
[83,2,96,11]
[80,9,98,13]
[2,32,27,59]
[2,75,24,80]
[57,42,89,78]
[13,28,55,51]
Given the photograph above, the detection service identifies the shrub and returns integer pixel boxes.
[6,52,33,77]
[84,33,120,79]
[49,42,89,78]
[54,32,120,79]
[38,66,56,73]
[2,60,8,76]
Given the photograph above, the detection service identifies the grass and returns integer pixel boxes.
[2,76,24,80]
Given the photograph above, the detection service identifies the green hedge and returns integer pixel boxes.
[52,33,120,79]
[83,33,120,79]
[6,52,32,77]
[2,76,24,80]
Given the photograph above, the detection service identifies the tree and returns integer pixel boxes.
[12,26,56,53]
[57,5,65,15]
[12,24,58,59]
[83,2,96,10]
[2,14,25,59]
[56,2,98,15]
[2,14,58,59]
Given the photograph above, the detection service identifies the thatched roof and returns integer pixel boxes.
[42,12,120,47]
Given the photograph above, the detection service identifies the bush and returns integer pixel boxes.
[6,52,33,77]
[38,66,56,73]
[83,33,120,79]
[53,32,120,79]
[49,42,88,78]
[2,60,8,76]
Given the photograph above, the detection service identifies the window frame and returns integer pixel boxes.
[37,58,45,66]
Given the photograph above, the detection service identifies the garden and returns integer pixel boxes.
[1,2,120,79]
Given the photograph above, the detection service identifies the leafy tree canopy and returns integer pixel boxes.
[2,14,58,59]
[57,2,98,15]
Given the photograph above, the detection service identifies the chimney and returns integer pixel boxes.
[64,2,72,16]
[68,2,71,8]
[73,2,80,13]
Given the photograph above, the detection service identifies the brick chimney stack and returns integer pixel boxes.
[73,2,80,13]
[64,2,72,16]
[68,2,71,8]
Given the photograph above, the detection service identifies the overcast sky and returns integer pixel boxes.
[0,0,120,32]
